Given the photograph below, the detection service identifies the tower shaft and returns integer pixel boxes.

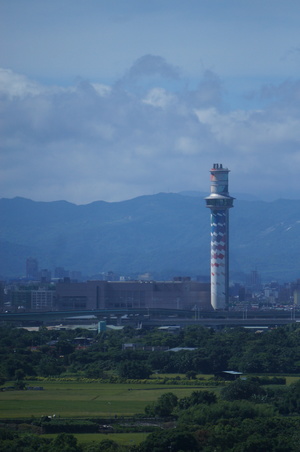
[205,164,234,310]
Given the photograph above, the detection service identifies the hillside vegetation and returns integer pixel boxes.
[2,194,300,280]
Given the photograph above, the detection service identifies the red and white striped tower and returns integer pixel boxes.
[205,164,234,310]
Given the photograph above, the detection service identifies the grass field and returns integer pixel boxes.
[0,381,211,419]
[2,376,297,420]
[284,376,300,385]
[42,432,149,446]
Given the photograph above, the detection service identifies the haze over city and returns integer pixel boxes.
[1,0,300,204]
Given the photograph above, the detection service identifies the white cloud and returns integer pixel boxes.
[142,88,176,108]
[175,137,200,156]
[91,83,112,97]
[1,59,300,203]
[0,68,43,98]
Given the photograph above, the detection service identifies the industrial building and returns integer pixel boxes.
[56,279,211,312]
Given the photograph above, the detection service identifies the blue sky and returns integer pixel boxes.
[1,0,300,203]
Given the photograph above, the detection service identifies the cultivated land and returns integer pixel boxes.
[1,377,300,449]
[42,433,148,446]
[1,376,299,420]
[0,381,212,419]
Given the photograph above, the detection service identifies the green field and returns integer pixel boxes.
[2,377,295,420]
[0,381,209,419]
[42,432,148,446]
[283,376,300,385]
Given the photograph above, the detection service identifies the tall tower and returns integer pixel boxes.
[205,164,234,310]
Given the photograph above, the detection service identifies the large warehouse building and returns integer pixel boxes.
[56,279,211,312]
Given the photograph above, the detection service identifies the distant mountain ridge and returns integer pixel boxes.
[1,193,300,282]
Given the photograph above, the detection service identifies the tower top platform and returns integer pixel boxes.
[205,163,234,209]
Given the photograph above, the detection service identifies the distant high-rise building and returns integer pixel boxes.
[54,267,69,279]
[40,269,51,283]
[31,289,55,311]
[26,257,39,280]
[70,271,82,281]
[205,164,234,310]
[246,270,262,291]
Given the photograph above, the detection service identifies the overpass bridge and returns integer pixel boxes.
[0,308,298,329]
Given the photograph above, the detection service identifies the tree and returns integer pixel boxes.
[14,380,26,390]
[37,355,64,377]
[178,400,276,427]
[220,378,265,401]
[84,439,119,451]
[178,390,216,409]
[186,370,197,380]
[49,433,82,452]
[85,362,106,379]
[0,432,50,452]
[276,379,300,415]
[140,429,199,452]
[118,360,151,379]
[14,368,25,381]
[55,340,75,357]
[145,392,178,417]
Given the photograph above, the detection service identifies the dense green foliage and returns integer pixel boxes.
[1,323,300,383]
[145,392,178,417]
[2,324,300,450]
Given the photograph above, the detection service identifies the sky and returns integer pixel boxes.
[1,0,300,204]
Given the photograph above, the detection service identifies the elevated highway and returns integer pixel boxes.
[0,308,298,329]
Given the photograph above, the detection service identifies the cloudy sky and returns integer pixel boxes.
[1,0,300,204]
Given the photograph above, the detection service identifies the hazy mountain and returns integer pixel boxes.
[1,193,300,283]
[180,191,261,201]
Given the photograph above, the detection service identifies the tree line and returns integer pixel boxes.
[1,323,300,383]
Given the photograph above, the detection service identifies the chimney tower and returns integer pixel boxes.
[205,164,234,310]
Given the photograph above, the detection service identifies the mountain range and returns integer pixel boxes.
[1,193,300,283]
